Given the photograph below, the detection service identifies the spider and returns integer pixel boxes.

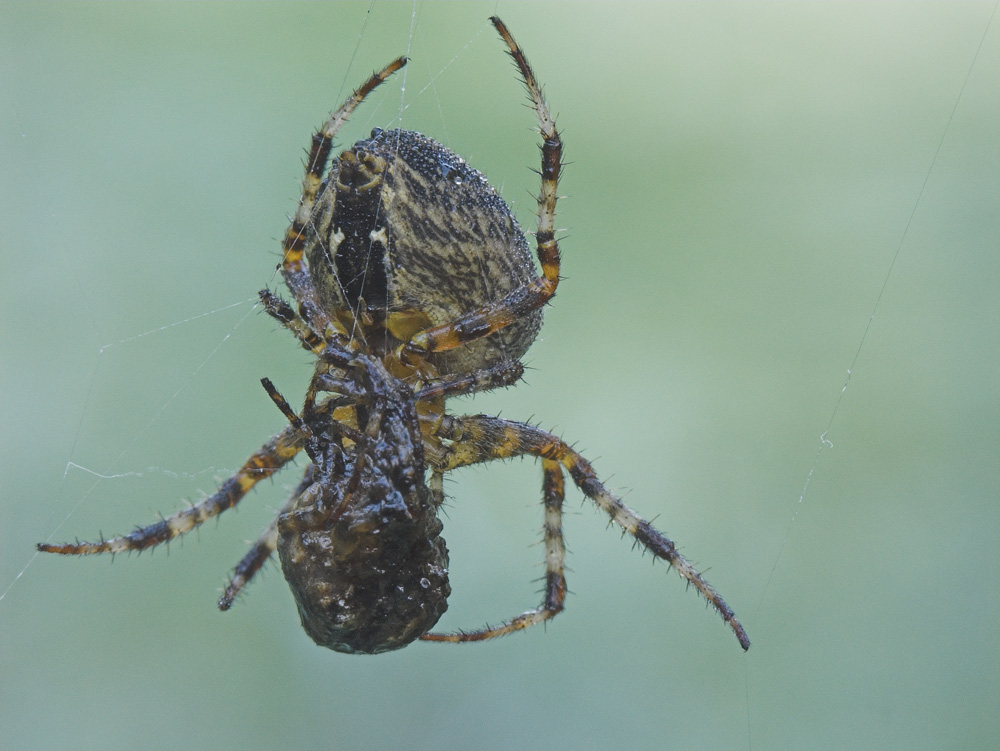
[39,17,750,654]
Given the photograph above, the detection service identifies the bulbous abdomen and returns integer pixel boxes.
[305,128,543,376]
[277,482,450,655]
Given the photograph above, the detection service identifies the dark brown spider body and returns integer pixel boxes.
[38,18,751,655]
[277,349,449,654]
[306,127,542,376]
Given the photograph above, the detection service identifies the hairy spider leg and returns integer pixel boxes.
[35,56,409,583]
[402,16,562,363]
[37,425,304,556]
[424,414,751,651]
[218,512,279,610]
[281,56,407,276]
[422,456,567,642]
[218,466,315,610]
[215,375,366,610]
[276,59,407,348]
[414,359,528,508]
[428,469,446,509]
[259,289,364,435]
[260,288,326,355]
[414,360,525,402]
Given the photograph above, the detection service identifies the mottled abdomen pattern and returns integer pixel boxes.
[277,477,450,655]
[306,128,543,375]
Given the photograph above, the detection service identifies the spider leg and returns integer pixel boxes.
[260,288,369,439]
[64,61,393,559]
[428,414,751,650]
[401,17,561,363]
[37,425,304,557]
[260,288,326,354]
[413,360,525,495]
[415,359,524,401]
[428,469,445,508]
[421,457,566,642]
[277,58,407,349]
[218,510,278,610]
[218,465,316,610]
[281,56,407,277]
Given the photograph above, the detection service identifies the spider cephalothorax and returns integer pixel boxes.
[39,18,750,654]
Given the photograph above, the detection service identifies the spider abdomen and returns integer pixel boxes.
[307,128,543,375]
[277,470,450,655]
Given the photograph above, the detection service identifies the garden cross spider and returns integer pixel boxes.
[39,17,750,654]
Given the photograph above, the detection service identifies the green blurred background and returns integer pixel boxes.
[2,3,997,749]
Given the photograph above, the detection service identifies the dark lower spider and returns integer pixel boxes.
[39,17,750,654]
